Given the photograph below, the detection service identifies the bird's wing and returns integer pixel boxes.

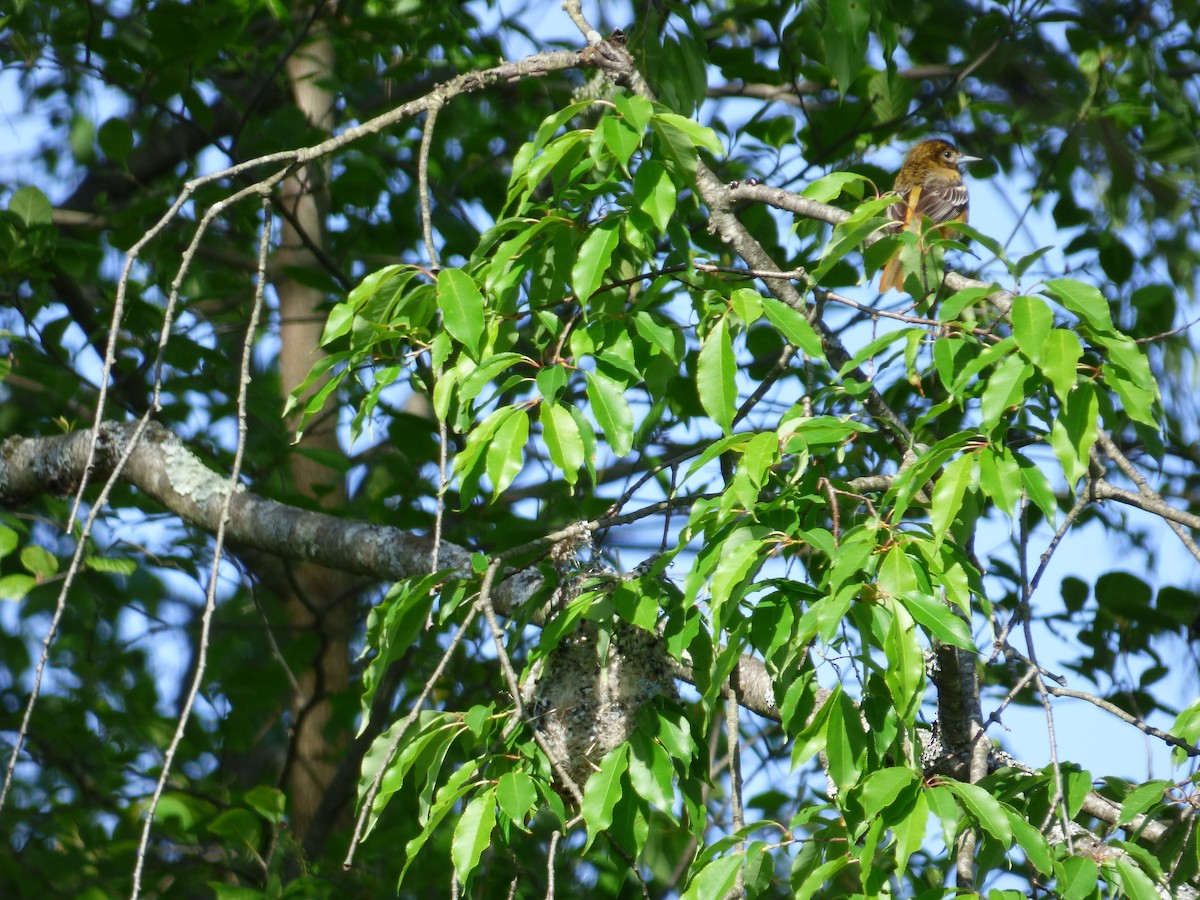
[911,180,968,225]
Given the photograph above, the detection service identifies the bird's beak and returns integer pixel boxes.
[958,154,983,165]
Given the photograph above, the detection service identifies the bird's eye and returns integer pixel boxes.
[943,150,953,158]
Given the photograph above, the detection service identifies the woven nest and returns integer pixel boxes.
[530,618,677,792]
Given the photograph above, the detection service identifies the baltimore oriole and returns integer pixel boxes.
[878,139,980,293]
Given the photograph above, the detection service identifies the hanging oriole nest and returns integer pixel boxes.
[528,618,677,793]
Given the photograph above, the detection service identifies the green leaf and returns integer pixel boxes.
[522,131,589,200]
[762,296,823,357]
[877,544,918,596]
[868,68,915,125]
[1040,328,1084,403]
[209,884,264,899]
[20,545,57,579]
[9,186,52,228]
[359,711,461,836]
[244,786,286,825]
[542,401,584,485]
[496,771,537,830]
[651,112,723,156]
[0,526,17,558]
[930,453,975,550]
[451,788,496,884]
[937,287,993,323]
[801,171,872,204]
[681,853,742,900]
[456,405,524,502]
[697,317,737,434]
[812,197,893,282]
[320,301,356,346]
[601,114,641,169]
[587,370,634,456]
[823,0,869,97]
[1010,294,1053,362]
[979,353,1033,431]
[978,444,1022,518]
[1118,780,1170,826]
[98,118,134,164]
[1112,857,1161,900]
[628,730,675,811]
[944,781,1011,845]
[633,160,677,233]
[825,691,867,792]
[437,268,485,359]
[1056,856,1099,900]
[582,744,629,848]
[1106,355,1160,429]
[884,598,925,717]
[399,759,479,882]
[730,287,762,325]
[893,788,928,877]
[572,219,620,304]
[1044,278,1117,335]
[460,352,528,408]
[838,327,922,377]
[69,113,94,163]
[651,112,721,178]
[859,767,919,821]
[613,91,653,133]
[634,310,682,360]
[84,555,137,575]
[897,593,975,651]
[486,407,529,498]
[0,574,36,601]
[1015,451,1058,524]
[709,525,767,629]
[794,857,850,900]
[888,431,975,523]
[207,809,260,847]
[1051,382,1098,489]
[1095,571,1152,616]
[1006,808,1053,875]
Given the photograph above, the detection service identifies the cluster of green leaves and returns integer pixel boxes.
[322,66,1181,892]
[294,92,723,508]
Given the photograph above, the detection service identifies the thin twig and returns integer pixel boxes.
[561,0,602,44]
[990,481,1092,663]
[545,829,561,900]
[429,411,450,629]
[1095,430,1200,563]
[1015,494,1072,851]
[131,192,273,899]
[1048,686,1200,756]
[419,100,442,269]
[724,676,745,897]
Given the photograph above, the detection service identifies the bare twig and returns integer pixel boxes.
[545,830,561,900]
[1095,430,1200,563]
[419,100,442,268]
[131,192,273,899]
[1014,495,1072,851]
[724,676,745,897]
[1048,686,1200,756]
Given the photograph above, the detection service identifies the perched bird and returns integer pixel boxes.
[878,139,980,293]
